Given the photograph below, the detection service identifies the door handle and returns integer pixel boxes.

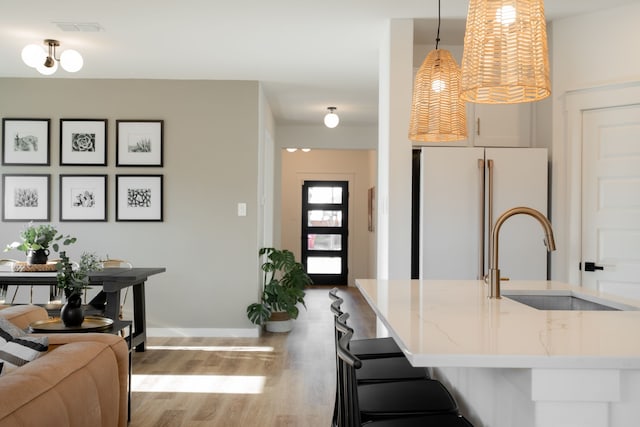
[583,262,604,272]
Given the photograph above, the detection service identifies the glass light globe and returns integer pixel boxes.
[36,59,58,75]
[286,148,298,152]
[60,49,83,72]
[21,44,46,68]
[324,112,339,128]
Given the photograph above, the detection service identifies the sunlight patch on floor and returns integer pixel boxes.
[145,345,274,352]
[132,374,266,394]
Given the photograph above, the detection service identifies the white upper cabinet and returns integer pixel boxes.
[469,103,532,147]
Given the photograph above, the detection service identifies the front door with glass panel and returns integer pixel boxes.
[301,181,348,285]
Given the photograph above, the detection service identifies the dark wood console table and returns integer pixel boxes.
[0,267,165,352]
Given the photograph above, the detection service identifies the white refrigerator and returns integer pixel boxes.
[419,147,549,280]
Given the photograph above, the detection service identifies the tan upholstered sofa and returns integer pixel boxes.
[0,304,129,427]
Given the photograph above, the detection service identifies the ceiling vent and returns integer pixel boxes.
[54,22,104,32]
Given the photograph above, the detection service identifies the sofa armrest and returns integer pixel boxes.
[0,341,123,427]
[0,305,49,330]
[29,332,129,427]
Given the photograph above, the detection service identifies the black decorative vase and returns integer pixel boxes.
[60,294,84,327]
[26,248,49,265]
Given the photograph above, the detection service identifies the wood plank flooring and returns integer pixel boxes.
[129,286,374,427]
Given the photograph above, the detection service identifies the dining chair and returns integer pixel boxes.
[329,288,404,359]
[1,258,60,305]
[85,258,133,313]
[100,258,133,319]
[336,328,474,427]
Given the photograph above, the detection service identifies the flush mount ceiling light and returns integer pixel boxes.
[324,107,340,128]
[21,39,83,75]
[408,0,467,142]
[460,0,550,104]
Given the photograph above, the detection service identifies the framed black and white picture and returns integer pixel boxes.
[116,120,163,166]
[60,119,107,166]
[116,174,163,221]
[59,175,107,222]
[2,174,50,221]
[2,118,50,165]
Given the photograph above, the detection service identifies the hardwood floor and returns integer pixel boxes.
[129,286,373,427]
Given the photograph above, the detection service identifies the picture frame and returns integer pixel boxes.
[116,174,163,221]
[60,119,107,166]
[59,175,108,222]
[2,118,50,165]
[116,120,164,166]
[2,174,50,222]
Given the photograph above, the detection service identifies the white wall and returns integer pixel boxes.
[0,78,264,336]
[378,19,414,279]
[277,124,377,151]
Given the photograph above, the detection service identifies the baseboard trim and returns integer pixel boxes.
[147,327,260,338]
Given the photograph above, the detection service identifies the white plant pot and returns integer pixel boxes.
[265,312,293,333]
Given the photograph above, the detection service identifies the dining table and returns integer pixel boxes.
[0,267,165,352]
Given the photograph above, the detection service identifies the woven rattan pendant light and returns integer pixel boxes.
[460,0,551,104]
[409,0,467,142]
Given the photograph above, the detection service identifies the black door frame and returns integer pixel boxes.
[301,180,349,285]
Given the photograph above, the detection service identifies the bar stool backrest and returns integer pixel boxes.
[336,329,363,427]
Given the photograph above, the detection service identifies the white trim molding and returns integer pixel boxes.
[147,327,260,338]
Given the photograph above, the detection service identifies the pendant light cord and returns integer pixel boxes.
[435,0,441,50]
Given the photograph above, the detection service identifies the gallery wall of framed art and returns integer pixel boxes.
[0,117,164,223]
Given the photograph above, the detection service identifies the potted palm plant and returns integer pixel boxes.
[246,247,312,332]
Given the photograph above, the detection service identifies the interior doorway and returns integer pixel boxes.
[580,103,640,298]
[564,82,640,289]
[301,180,349,285]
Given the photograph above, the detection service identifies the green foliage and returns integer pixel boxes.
[56,251,102,298]
[4,222,77,253]
[246,247,313,326]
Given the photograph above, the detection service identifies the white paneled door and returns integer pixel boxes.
[581,104,640,297]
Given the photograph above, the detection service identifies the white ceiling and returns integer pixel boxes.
[1,0,635,126]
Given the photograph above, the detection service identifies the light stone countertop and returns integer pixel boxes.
[355,279,640,369]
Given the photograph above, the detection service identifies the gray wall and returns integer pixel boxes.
[0,78,262,335]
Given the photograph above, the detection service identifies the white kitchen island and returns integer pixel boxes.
[355,279,640,427]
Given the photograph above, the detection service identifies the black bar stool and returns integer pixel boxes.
[336,328,474,427]
[329,288,404,359]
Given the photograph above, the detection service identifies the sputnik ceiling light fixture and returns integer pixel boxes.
[460,0,550,103]
[408,0,467,142]
[324,107,340,128]
[21,39,83,75]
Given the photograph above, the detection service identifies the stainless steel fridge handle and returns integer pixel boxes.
[487,159,494,275]
[478,159,485,280]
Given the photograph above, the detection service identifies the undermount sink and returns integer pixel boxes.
[503,291,637,311]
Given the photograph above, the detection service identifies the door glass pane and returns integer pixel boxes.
[307,234,342,251]
[307,257,342,274]
[308,187,342,204]
[308,210,342,227]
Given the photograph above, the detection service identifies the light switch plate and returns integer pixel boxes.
[237,203,247,217]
